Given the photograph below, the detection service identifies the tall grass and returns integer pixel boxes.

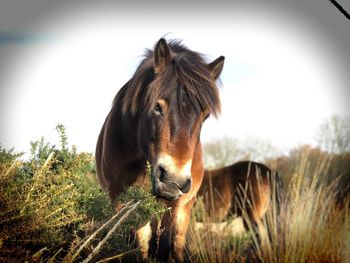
[187,148,349,263]
[255,149,350,263]
[187,197,251,263]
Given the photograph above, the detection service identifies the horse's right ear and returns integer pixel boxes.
[154,38,172,74]
[207,56,225,80]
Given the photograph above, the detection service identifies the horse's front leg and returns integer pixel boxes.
[170,198,195,263]
[136,221,153,260]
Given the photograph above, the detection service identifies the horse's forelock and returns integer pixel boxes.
[117,41,221,118]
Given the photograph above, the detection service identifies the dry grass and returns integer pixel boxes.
[187,149,349,263]
[256,150,350,263]
[187,219,251,262]
[187,196,251,263]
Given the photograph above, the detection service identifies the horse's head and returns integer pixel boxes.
[129,39,224,201]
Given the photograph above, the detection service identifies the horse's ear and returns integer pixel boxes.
[154,38,172,74]
[207,56,225,80]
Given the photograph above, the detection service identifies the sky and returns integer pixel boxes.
[0,0,349,157]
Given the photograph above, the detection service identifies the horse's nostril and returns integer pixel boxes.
[158,165,167,182]
[181,178,192,193]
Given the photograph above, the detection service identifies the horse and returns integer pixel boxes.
[198,161,282,242]
[95,38,225,262]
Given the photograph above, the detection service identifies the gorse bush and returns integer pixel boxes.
[0,125,168,262]
[116,186,169,230]
[0,125,114,261]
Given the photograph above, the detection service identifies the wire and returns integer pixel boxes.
[329,0,350,20]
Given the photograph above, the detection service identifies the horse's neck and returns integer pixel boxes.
[106,105,144,163]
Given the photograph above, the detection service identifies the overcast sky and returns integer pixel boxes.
[0,0,349,157]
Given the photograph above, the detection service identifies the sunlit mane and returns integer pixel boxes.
[113,40,221,117]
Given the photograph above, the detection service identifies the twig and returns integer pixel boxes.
[95,247,141,263]
[48,247,63,263]
[82,200,141,263]
[72,201,133,261]
[21,152,55,214]
[3,160,20,177]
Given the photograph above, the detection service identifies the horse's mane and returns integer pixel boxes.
[113,40,221,118]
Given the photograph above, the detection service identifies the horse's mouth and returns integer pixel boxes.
[153,177,184,201]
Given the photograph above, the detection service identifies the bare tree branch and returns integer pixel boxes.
[82,201,141,263]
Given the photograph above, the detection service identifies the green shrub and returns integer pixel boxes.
[0,125,170,262]
[0,125,113,261]
[116,186,168,230]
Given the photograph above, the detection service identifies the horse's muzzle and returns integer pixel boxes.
[152,167,192,201]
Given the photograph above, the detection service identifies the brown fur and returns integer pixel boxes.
[198,161,281,231]
[95,38,224,262]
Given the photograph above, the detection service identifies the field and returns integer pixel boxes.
[0,124,349,262]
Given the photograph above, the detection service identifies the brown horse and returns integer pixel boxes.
[198,161,282,238]
[95,38,224,262]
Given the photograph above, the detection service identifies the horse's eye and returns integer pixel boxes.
[154,103,163,116]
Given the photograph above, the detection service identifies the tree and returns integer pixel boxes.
[316,115,350,154]
[202,136,280,169]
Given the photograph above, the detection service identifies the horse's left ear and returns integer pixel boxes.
[207,56,225,80]
[154,38,172,74]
